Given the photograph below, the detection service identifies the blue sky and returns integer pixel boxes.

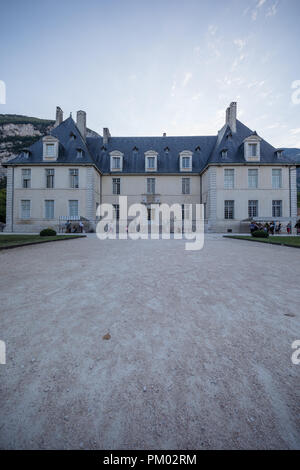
[1,0,300,147]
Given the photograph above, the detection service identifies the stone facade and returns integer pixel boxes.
[4,103,299,233]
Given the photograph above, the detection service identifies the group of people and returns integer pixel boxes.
[249,221,288,235]
[65,220,84,233]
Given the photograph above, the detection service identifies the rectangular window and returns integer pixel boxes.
[272,169,282,189]
[147,178,155,194]
[22,169,31,188]
[248,169,258,188]
[113,204,120,219]
[46,169,55,188]
[20,200,31,219]
[249,143,257,157]
[224,169,234,189]
[69,169,79,188]
[182,156,191,169]
[272,200,282,217]
[112,178,120,195]
[69,200,79,217]
[147,157,155,169]
[248,200,258,218]
[182,177,190,194]
[45,200,54,219]
[112,157,121,169]
[181,204,190,220]
[46,144,55,157]
[224,200,234,219]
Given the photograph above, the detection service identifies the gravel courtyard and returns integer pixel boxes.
[0,234,299,450]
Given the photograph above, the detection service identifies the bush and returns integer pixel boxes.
[40,228,57,237]
[252,230,269,238]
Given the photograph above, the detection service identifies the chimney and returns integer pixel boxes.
[54,106,63,127]
[228,102,237,133]
[163,132,166,137]
[76,110,86,140]
[103,128,111,145]
[225,107,230,125]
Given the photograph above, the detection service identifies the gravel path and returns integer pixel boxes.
[0,234,299,449]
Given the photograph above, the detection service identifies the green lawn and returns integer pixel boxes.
[0,234,86,249]
[224,235,300,248]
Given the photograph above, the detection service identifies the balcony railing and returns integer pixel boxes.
[141,193,161,204]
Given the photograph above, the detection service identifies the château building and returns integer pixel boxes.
[4,102,298,233]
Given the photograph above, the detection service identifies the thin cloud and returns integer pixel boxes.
[234,39,246,50]
[251,0,267,21]
[266,1,279,17]
[290,128,300,135]
[182,72,192,87]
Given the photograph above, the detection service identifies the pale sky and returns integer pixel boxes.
[1,0,300,147]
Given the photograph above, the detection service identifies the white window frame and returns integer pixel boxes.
[248,200,258,218]
[272,200,282,217]
[20,199,31,219]
[112,177,120,195]
[113,204,120,219]
[110,151,124,172]
[272,168,282,189]
[43,136,59,161]
[22,168,31,188]
[147,177,156,194]
[182,177,190,194]
[145,150,158,172]
[45,168,55,189]
[224,168,234,189]
[68,200,79,217]
[243,135,261,162]
[179,151,192,172]
[69,168,79,189]
[44,200,55,219]
[248,168,258,188]
[224,200,234,219]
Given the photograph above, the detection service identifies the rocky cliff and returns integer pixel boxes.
[0,115,54,177]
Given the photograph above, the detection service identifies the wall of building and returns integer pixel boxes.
[7,165,100,232]
[213,165,291,232]
[5,163,295,234]
[101,174,201,207]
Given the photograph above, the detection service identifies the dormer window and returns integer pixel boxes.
[43,135,59,161]
[243,133,261,162]
[179,151,192,171]
[145,150,158,172]
[70,132,76,140]
[76,149,84,159]
[195,146,201,152]
[221,149,228,159]
[275,149,283,159]
[133,146,139,152]
[46,144,55,157]
[110,150,123,172]
[249,143,257,157]
[164,146,170,153]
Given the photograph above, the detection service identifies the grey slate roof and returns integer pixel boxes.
[86,135,216,173]
[5,115,296,172]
